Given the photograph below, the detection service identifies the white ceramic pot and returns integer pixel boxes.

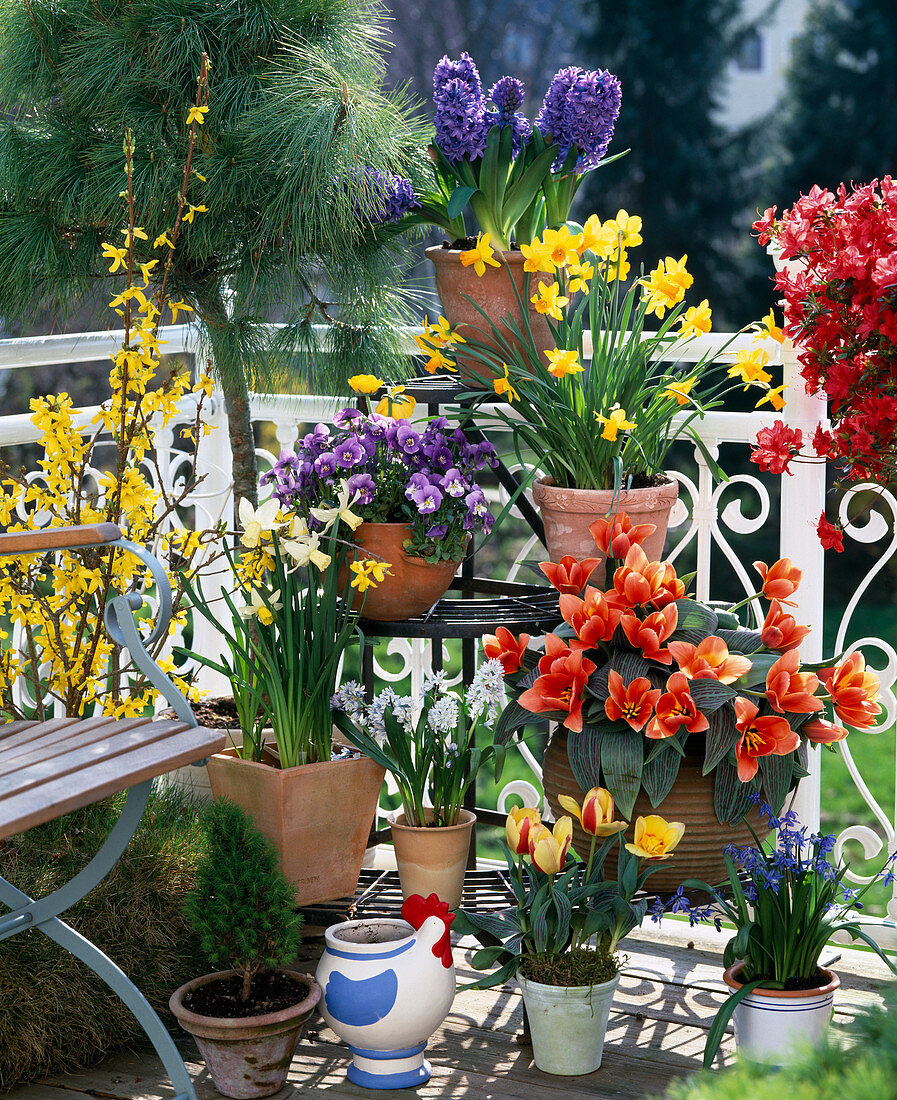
[316,916,455,1089]
[519,971,620,1075]
[723,963,840,1065]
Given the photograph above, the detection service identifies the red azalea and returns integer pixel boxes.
[750,421,804,476]
[518,633,597,733]
[752,205,778,246]
[732,697,800,782]
[645,671,709,740]
[816,512,845,552]
[560,586,622,648]
[483,626,531,674]
[760,600,811,651]
[620,604,678,664]
[589,512,656,559]
[604,669,661,732]
[818,651,881,728]
[539,555,602,595]
[765,648,823,714]
[400,893,455,968]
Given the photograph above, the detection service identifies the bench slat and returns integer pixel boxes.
[0,523,123,555]
[0,718,165,779]
[0,725,225,839]
[0,716,138,759]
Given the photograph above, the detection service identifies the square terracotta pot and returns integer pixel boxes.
[207,749,385,906]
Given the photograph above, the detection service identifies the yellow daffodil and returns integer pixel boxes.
[310,479,364,533]
[364,559,393,584]
[153,232,174,250]
[679,299,712,339]
[752,308,785,344]
[544,348,584,379]
[169,299,194,323]
[558,787,627,837]
[186,105,210,126]
[756,383,787,411]
[375,385,417,417]
[460,232,501,276]
[578,213,617,258]
[541,226,582,268]
[493,364,519,402]
[641,255,693,318]
[348,373,384,395]
[625,815,685,860]
[566,259,594,294]
[529,817,573,874]
[430,314,466,345]
[727,347,772,390]
[101,243,128,272]
[239,587,282,626]
[661,377,697,406]
[604,248,630,282]
[183,204,207,224]
[531,281,569,320]
[607,209,643,248]
[238,497,280,548]
[349,558,391,591]
[595,404,637,441]
[520,238,555,273]
[420,346,456,374]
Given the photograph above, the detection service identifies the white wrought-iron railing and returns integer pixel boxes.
[2,323,896,944]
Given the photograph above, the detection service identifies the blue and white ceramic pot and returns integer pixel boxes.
[316,914,455,1089]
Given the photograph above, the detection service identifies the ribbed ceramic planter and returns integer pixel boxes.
[519,971,620,1075]
[542,729,766,893]
[532,477,679,586]
[169,969,321,1099]
[316,916,456,1089]
[388,808,476,910]
[723,964,840,1066]
[349,522,461,621]
[207,749,385,905]
[426,245,553,383]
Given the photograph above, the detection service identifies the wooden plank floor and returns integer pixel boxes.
[7,921,891,1100]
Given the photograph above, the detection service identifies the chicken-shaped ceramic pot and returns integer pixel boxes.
[316,894,455,1088]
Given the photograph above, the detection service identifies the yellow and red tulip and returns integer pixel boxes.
[528,816,574,874]
[624,815,685,860]
[558,787,628,837]
[505,807,542,855]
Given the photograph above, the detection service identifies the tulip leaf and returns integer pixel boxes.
[599,730,645,820]
[610,650,655,684]
[587,661,610,699]
[712,608,742,631]
[641,743,683,806]
[732,651,778,688]
[759,751,795,815]
[715,628,764,654]
[493,699,539,745]
[702,706,741,774]
[446,185,477,220]
[714,760,756,825]
[567,723,613,793]
[673,598,718,635]
[688,678,737,714]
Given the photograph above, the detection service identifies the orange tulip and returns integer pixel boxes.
[732,696,801,781]
[765,648,823,714]
[754,558,802,603]
[506,806,542,854]
[483,626,531,674]
[560,586,622,648]
[803,717,849,744]
[604,669,661,732]
[518,633,597,733]
[613,545,685,611]
[625,815,685,860]
[645,671,710,739]
[667,636,752,684]
[528,816,573,874]
[818,652,881,729]
[760,600,811,652]
[621,605,678,664]
[539,555,602,595]
[558,786,628,836]
[589,512,656,559]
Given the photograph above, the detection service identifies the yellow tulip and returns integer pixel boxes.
[558,787,627,837]
[505,806,541,855]
[624,815,685,861]
[528,816,573,874]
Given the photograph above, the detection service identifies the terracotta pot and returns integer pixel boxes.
[723,963,840,1065]
[426,245,553,383]
[207,749,385,905]
[388,808,476,910]
[533,476,679,587]
[169,969,321,1098]
[542,729,766,893]
[350,521,461,621]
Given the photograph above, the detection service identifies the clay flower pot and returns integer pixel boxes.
[169,969,321,1099]
[388,808,476,910]
[723,963,840,1066]
[350,521,461,622]
[532,476,679,586]
[426,245,553,383]
[206,750,384,906]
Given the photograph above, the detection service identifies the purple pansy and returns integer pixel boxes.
[335,436,365,468]
[412,482,444,514]
[396,424,421,454]
[347,472,376,504]
[441,468,467,497]
[426,524,449,540]
[314,451,338,477]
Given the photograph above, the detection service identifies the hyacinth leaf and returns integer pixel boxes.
[759,751,794,814]
[446,186,477,220]
[687,678,737,714]
[502,143,559,228]
[599,730,644,819]
[641,743,683,806]
[703,706,741,775]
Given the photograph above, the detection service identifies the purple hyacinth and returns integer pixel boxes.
[349,166,419,226]
[489,76,525,116]
[536,66,621,173]
[433,54,490,163]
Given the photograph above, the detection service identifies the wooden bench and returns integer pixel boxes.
[0,523,225,1100]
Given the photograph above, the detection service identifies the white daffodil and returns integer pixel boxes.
[238,497,280,549]
[239,587,282,626]
[282,531,332,572]
[309,479,363,533]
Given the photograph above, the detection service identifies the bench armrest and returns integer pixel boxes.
[0,523,123,555]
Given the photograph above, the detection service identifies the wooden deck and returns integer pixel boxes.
[8,920,890,1100]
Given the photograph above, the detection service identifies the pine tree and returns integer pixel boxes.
[0,0,426,506]
[770,0,897,203]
